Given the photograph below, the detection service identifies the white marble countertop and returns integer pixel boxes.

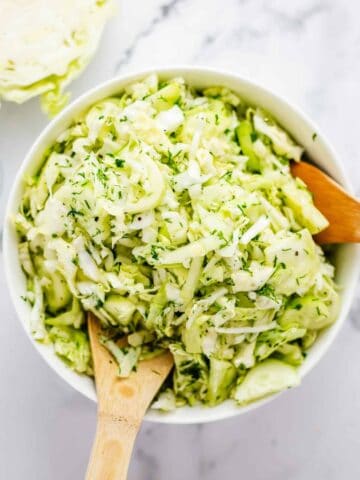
[1,0,360,478]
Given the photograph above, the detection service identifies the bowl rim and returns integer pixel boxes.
[3,65,360,424]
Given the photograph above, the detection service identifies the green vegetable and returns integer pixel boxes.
[0,0,115,116]
[44,270,72,314]
[253,110,303,161]
[255,327,306,361]
[182,314,210,354]
[273,343,304,366]
[207,358,236,405]
[17,74,338,409]
[46,297,84,329]
[236,120,261,172]
[49,326,91,374]
[281,180,329,234]
[233,359,299,405]
[152,389,177,411]
[103,295,136,326]
[149,82,182,111]
[278,285,338,330]
[100,338,141,378]
[170,344,208,406]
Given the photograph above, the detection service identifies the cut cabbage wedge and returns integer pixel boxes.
[0,0,115,115]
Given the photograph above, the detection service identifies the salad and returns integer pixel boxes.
[16,75,339,410]
[0,0,114,116]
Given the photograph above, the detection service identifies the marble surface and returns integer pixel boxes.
[1,0,360,478]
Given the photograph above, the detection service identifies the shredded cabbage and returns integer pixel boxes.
[16,75,339,407]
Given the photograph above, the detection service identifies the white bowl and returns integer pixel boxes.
[4,67,360,424]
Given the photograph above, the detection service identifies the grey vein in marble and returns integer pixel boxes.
[133,447,160,480]
[265,2,329,31]
[114,0,186,73]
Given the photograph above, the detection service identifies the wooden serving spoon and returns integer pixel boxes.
[291,161,360,244]
[86,313,173,480]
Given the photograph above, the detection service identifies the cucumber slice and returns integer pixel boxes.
[207,358,236,406]
[233,359,299,405]
[236,120,261,172]
[149,82,181,111]
[281,181,329,234]
[279,292,337,330]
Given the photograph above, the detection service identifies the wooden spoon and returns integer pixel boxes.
[290,161,360,244]
[86,313,173,480]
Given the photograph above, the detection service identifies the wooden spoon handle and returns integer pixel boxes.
[86,314,174,479]
[86,412,139,480]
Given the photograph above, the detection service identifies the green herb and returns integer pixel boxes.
[96,169,108,184]
[164,150,181,172]
[180,362,201,379]
[250,131,258,142]
[151,246,159,260]
[67,208,84,217]
[115,158,125,168]
[237,204,246,215]
[96,299,104,309]
[220,170,232,181]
